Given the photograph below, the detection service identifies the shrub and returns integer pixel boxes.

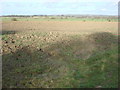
[11,18,17,21]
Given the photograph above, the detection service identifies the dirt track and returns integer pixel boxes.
[2,21,118,34]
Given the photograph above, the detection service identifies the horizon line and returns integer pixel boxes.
[0,14,118,16]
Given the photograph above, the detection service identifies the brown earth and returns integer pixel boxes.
[2,21,118,34]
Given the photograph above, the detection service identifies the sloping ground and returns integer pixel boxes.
[2,31,118,88]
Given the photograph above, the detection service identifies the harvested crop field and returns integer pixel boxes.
[1,20,118,88]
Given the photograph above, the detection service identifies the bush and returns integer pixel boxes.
[11,18,17,21]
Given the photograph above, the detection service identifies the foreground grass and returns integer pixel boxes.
[2,32,118,88]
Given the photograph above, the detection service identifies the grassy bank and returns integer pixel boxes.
[2,31,118,88]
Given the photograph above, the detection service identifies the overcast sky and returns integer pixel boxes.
[0,0,119,15]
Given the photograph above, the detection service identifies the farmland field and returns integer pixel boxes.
[1,17,118,88]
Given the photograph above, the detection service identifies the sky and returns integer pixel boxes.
[0,0,119,15]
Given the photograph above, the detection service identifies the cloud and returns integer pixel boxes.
[1,0,118,15]
[101,8,107,11]
[1,0,119,2]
